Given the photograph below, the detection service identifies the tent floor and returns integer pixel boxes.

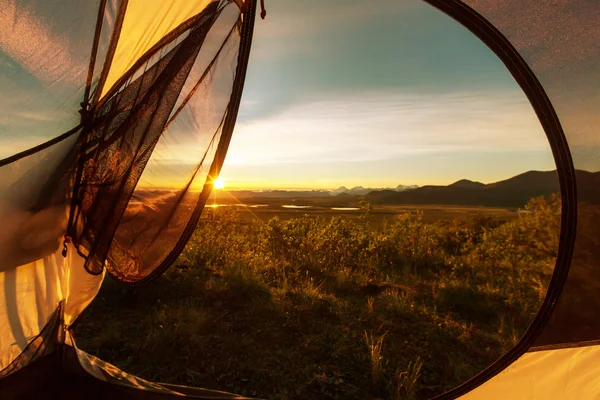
[1,344,252,400]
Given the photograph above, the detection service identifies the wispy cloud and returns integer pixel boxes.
[226,89,548,166]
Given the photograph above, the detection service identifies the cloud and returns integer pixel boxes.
[225,89,549,166]
[241,0,517,124]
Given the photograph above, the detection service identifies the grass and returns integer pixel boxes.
[206,198,517,226]
[74,194,560,399]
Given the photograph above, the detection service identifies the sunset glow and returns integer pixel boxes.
[134,0,558,192]
[214,0,556,190]
[1,0,565,192]
[213,177,226,189]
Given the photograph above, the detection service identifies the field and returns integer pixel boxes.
[206,203,517,225]
[74,195,559,399]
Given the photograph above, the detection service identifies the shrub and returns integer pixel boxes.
[77,195,560,399]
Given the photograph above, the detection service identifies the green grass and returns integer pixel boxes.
[74,195,559,399]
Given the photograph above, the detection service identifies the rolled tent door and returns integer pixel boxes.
[0,0,258,394]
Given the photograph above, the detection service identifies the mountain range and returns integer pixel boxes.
[362,171,559,208]
[330,184,419,196]
[220,170,600,208]
[364,170,600,208]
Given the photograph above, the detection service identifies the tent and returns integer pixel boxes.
[0,0,598,398]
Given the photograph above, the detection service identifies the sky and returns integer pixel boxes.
[218,0,556,189]
[0,0,568,191]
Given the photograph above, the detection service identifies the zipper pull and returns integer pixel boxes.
[260,0,267,19]
[62,235,71,258]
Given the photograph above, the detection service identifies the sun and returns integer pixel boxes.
[213,177,225,189]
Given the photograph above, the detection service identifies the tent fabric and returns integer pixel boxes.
[0,0,257,397]
[99,0,214,100]
[0,0,253,283]
[421,0,600,397]
[0,302,63,380]
[69,331,254,399]
[99,2,246,282]
[2,304,252,399]
[1,0,600,399]
[66,0,254,283]
[458,344,600,400]
[70,2,224,277]
[0,244,104,373]
[2,335,253,399]
[0,132,78,273]
[0,0,105,156]
[458,0,600,349]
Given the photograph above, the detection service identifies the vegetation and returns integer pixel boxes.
[75,195,560,399]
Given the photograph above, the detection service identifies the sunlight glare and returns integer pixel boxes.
[213,177,225,189]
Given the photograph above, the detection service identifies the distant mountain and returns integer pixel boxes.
[348,186,370,196]
[396,184,419,192]
[449,179,485,189]
[225,190,329,199]
[215,170,600,208]
[364,170,579,208]
[330,186,350,196]
[331,184,419,196]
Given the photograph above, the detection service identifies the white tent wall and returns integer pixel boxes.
[99,0,216,100]
[0,0,104,156]
[459,345,600,399]
[0,243,104,372]
[0,1,255,392]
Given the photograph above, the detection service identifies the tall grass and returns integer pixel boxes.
[75,194,560,399]
[364,330,387,388]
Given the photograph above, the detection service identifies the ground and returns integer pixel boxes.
[74,197,559,399]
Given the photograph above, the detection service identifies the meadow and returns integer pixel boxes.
[205,202,517,225]
[74,195,560,399]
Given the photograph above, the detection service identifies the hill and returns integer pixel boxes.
[209,170,600,208]
[331,185,418,196]
[449,179,485,189]
[364,170,598,208]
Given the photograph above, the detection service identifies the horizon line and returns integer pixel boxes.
[136,169,570,192]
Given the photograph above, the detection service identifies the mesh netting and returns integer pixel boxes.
[461,0,600,349]
[69,1,253,283]
[0,0,255,285]
[0,0,105,156]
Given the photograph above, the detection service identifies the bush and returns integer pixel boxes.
[76,196,560,399]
